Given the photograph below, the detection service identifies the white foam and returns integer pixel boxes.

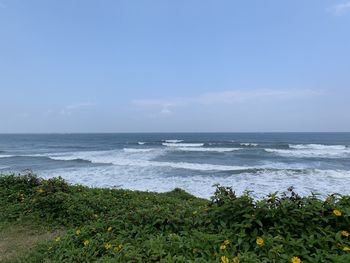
[45,150,251,171]
[49,155,80,161]
[240,143,258,147]
[176,147,241,152]
[311,169,350,178]
[289,144,347,150]
[46,148,164,163]
[40,166,350,200]
[164,140,184,143]
[162,143,204,147]
[110,159,250,171]
[0,154,14,158]
[123,148,153,153]
[138,142,146,145]
[265,148,350,158]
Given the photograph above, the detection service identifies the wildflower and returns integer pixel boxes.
[341,231,349,237]
[223,239,230,245]
[220,244,227,250]
[75,229,81,236]
[107,226,112,232]
[37,188,44,193]
[193,211,198,215]
[233,256,240,263]
[256,237,264,246]
[83,240,90,247]
[105,243,112,250]
[114,244,123,252]
[55,236,61,242]
[333,209,342,217]
[343,246,350,251]
[291,256,301,263]
[221,256,229,263]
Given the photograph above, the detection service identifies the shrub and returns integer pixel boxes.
[2,174,350,262]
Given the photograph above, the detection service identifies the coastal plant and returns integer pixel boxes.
[2,174,350,262]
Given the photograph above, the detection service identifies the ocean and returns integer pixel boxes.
[1,133,350,199]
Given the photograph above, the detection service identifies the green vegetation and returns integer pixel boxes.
[1,174,350,262]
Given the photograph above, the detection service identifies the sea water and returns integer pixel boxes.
[1,133,350,198]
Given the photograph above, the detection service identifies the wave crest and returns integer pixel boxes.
[162,143,204,147]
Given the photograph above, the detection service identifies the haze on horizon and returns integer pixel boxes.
[0,0,349,133]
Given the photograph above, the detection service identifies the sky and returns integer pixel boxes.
[0,0,349,133]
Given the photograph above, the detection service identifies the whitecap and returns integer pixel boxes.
[0,154,14,158]
[289,144,347,150]
[162,143,204,147]
[240,143,259,147]
[123,148,153,153]
[264,148,350,158]
[176,147,241,152]
[46,148,164,163]
[164,140,184,143]
[112,160,250,171]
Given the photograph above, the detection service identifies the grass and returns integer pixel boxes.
[0,222,65,263]
[1,174,350,262]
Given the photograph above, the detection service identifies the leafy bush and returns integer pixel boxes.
[1,174,350,262]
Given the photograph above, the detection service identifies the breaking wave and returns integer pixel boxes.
[176,147,241,152]
[162,143,204,147]
[123,148,153,153]
[164,140,184,143]
[265,144,350,158]
[240,143,259,147]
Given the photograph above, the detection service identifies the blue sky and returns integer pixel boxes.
[0,0,349,132]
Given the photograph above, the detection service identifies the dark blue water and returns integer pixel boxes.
[1,133,350,198]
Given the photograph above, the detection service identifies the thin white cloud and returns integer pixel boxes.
[196,89,316,104]
[327,1,350,16]
[60,103,96,115]
[132,89,319,116]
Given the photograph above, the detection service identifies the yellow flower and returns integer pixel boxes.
[105,243,112,250]
[220,244,227,250]
[114,244,123,252]
[233,256,240,263]
[343,246,350,251]
[83,240,90,247]
[291,256,301,263]
[75,229,81,236]
[221,256,229,263]
[223,239,230,245]
[37,188,44,193]
[55,236,61,242]
[333,209,342,217]
[342,231,349,237]
[256,237,264,246]
[107,226,112,232]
